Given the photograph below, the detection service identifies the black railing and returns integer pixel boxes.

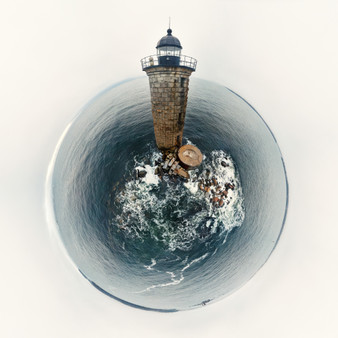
[141,54,197,71]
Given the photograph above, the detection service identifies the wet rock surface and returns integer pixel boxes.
[138,170,147,178]
[196,169,235,209]
[154,148,190,181]
[144,148,237,209]
[135,168,148,180]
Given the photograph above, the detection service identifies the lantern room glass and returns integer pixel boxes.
[157,46,181,57]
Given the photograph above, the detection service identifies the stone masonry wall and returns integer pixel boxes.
[145,66,193,151]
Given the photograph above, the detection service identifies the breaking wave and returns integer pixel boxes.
[109,149,244,253]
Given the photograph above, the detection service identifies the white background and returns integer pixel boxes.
[1,1,337,337]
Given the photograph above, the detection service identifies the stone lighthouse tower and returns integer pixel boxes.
[141,28,197,152]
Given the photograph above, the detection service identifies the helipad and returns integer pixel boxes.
[178,144,203,168]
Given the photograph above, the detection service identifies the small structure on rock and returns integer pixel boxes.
[178,144,203,170]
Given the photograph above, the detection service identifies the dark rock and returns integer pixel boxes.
[138,170,147,178]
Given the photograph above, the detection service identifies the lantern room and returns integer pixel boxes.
[141,28,197,71]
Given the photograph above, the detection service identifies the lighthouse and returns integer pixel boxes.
[141,28,197,152]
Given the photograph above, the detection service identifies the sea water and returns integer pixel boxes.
[50,77,288,311]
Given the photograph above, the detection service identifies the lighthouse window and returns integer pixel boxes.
[157,46,181,57]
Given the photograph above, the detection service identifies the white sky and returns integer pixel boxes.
[1,0,338,337]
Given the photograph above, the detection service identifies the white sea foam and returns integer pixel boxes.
[183,180,199,194]
[134,252,209,293]
[181,252,209,272]
[135,164,160,186]
[134,271,185,293]
[113,149,245,252]
[144,258,157,270]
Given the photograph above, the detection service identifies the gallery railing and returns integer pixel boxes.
[141,54,197,71]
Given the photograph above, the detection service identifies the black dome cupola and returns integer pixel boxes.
[156,28,182,65]
[156,29,182,49]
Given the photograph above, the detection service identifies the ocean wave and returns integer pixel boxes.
[109,149,245,254]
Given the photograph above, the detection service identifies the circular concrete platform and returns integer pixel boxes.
[178,144,203,169]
